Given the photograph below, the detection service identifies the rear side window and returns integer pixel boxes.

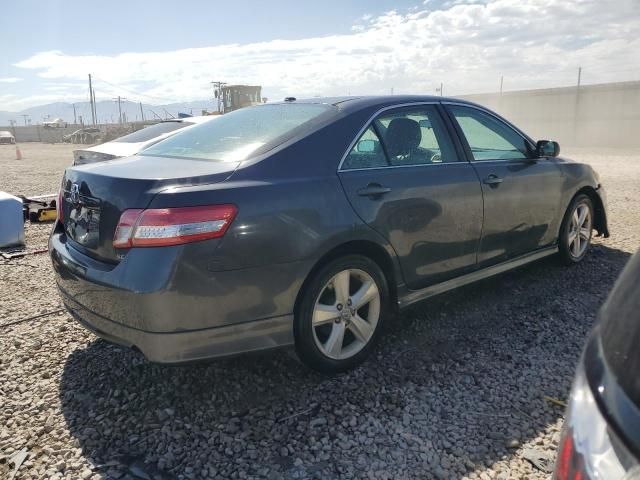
[341,126,388,169]
[115,121,191,143]
[449,105,531,161]
[341,105,457,170]
[141,104,333,162]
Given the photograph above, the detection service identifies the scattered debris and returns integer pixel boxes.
[278,404,319,423]
[8,448,28,480]
[522,448,555,473]
[544,395,568,408]
[0,246,48,260]
[0,308,65,329]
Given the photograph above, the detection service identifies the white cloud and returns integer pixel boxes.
[0,77,22,83]
[10,0,640,109]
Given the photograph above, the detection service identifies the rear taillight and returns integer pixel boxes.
[113,205,237,248]
[57,190,64,222]
[555,431,586,480]
[553,362,638,480]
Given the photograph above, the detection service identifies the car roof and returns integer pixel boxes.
[269,95,481,113]
[160,115,218,125]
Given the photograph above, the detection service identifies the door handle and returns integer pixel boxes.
[357,183,392,197]
[483,174,504,186]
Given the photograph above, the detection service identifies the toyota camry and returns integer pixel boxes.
[50,96,609,372]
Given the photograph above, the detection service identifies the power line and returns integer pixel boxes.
[93,76,173,103]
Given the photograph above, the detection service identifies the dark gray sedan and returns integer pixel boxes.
[50,96,609,372]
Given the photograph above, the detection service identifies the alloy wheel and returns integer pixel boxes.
[312,268,381,360]
[568,202,592,258]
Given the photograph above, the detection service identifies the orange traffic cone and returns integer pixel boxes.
[15,145,22,160]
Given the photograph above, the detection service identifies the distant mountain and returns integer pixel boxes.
[0,99,217,126]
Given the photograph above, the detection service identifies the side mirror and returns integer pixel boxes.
[356,139,376,153]
[536,140,560,157]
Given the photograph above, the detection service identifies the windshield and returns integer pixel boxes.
[140,103,333,162]
[114,121,192,143]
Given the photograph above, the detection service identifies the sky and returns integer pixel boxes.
[1,0,639,111]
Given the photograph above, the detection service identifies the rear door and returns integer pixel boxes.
[338,104,483,290]
[445,104,565,266]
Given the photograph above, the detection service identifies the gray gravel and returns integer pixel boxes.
[1,143,639,480]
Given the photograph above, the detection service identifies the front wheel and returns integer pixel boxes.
[294,255,389,373]
[559,194,593,264]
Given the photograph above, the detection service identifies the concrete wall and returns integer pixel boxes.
[459,80,640,149]
[0,124,87,143]
[0,121,153,143]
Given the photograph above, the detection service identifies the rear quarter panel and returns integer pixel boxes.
[146,111,403,321]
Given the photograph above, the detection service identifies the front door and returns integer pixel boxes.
[338,104,483,290]
[446,104,565,267]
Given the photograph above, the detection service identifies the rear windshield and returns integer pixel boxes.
[140,103,333,162]
[114,121,191,143]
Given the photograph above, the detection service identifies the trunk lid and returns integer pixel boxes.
[60,155,239,262]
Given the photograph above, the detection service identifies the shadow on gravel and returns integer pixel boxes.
[59,244,631,479]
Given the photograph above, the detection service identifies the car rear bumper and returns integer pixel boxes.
[61,289,293,363]
[49,228,301,363]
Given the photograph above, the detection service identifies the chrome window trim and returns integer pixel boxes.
[337,101,441,172]
[336,161,460,173]
[441,101,537,163]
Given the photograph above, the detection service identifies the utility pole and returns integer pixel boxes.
[92,87,98,125]
[500,76,504,95]
[71,104,77,124]
[577,67,582,88]
[211,81,227,113]
[88,74,96,125]
[113,96,126,124]
[440,82,443,96]
[139,102,145,122]
[21,114,30,126]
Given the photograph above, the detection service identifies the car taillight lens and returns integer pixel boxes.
[57,189,64,222]
[554,363,639,480]
[113,205,237,248]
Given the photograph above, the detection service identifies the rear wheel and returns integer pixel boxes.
[559,194,593,264]
[294,255,389,373]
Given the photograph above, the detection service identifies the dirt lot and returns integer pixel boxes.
[1,142,639,480]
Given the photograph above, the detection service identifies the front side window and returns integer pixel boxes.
[449,105,530,161]
[341,105,456,170]
[141,103,333,162]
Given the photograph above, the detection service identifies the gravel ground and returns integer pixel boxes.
[1,143,639,480]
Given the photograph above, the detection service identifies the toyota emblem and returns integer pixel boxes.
[70,183,80,205]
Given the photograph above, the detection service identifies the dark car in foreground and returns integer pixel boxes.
[50,96,609,372]
[554,250,640,479]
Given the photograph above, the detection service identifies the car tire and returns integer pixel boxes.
[294,255,389,373]
[559,194,594,265]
